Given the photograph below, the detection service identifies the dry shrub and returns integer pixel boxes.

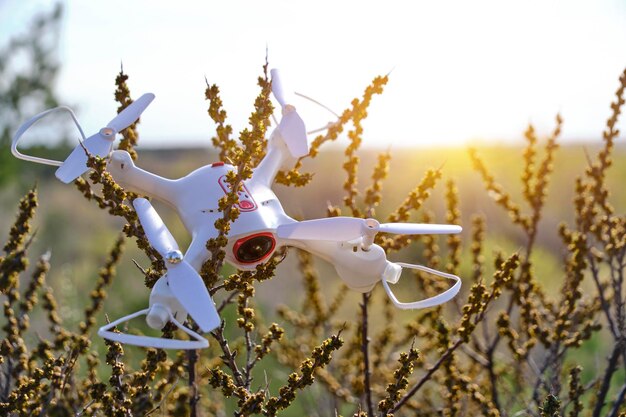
[0,63,625,417]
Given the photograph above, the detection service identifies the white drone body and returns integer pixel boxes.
[12,69,462,349]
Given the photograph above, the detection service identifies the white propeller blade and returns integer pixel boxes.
[270,68,288,108]
[133,198,219,333]
[270,69,309,158]
[378,223,463,235]
[54,93,155,184]
[108,93,155,132]
[277,217,462,242]
[278,111,308,157]
[167,262,220,333]
[55,133,115,183]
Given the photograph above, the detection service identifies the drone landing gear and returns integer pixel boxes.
[97,276,210,350]
[381,262,461,310]
[97,308,209,350]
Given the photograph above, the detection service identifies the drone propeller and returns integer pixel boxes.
[270,69,309,158]
[133,198,219,333]
[55,93,155,184]
[277,217,462,242]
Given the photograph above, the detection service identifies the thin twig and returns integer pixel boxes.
[360,293,374,417]
[39,350,77,417]
[75,399,95,417]
[486,346,502,413]
[209,283,226,296]
[2,358,13,402]
[609,382,626,417]
[589,255,618,338]
[461,344,489,367]
[211,321,244,386]
[217,291,238,313]
[392,339,463,412]
[144,378,179,417]
[593,342,621,417]
[188,348,200,417]
[244,297,255,389]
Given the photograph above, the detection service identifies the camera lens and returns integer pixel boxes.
[234,234,276,263]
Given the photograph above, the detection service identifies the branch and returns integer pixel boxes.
[360,293,374,417]
[392,339,463,412]
[211,321,244,386]
[188,349,199,417]
[609,382,626,417]
[592,342,621,417]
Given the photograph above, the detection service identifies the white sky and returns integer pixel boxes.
[2,0,626,148]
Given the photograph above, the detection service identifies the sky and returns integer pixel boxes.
[2,0,626,149]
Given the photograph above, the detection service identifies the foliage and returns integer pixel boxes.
[0,3,72,187]
[0,60,625,417]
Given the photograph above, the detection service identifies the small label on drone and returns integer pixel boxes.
[218,176,258,212]
[239,200,255,210]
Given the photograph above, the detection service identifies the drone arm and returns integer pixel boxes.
[288,238,462,308]
[107,150,178,206]
[283,238,386,292]
[183,227,219,271]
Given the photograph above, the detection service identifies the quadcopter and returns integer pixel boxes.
[11,69,462,349]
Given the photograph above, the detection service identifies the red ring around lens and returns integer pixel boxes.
[233,232,276,264]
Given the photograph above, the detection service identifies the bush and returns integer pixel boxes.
[0,62,625,417]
